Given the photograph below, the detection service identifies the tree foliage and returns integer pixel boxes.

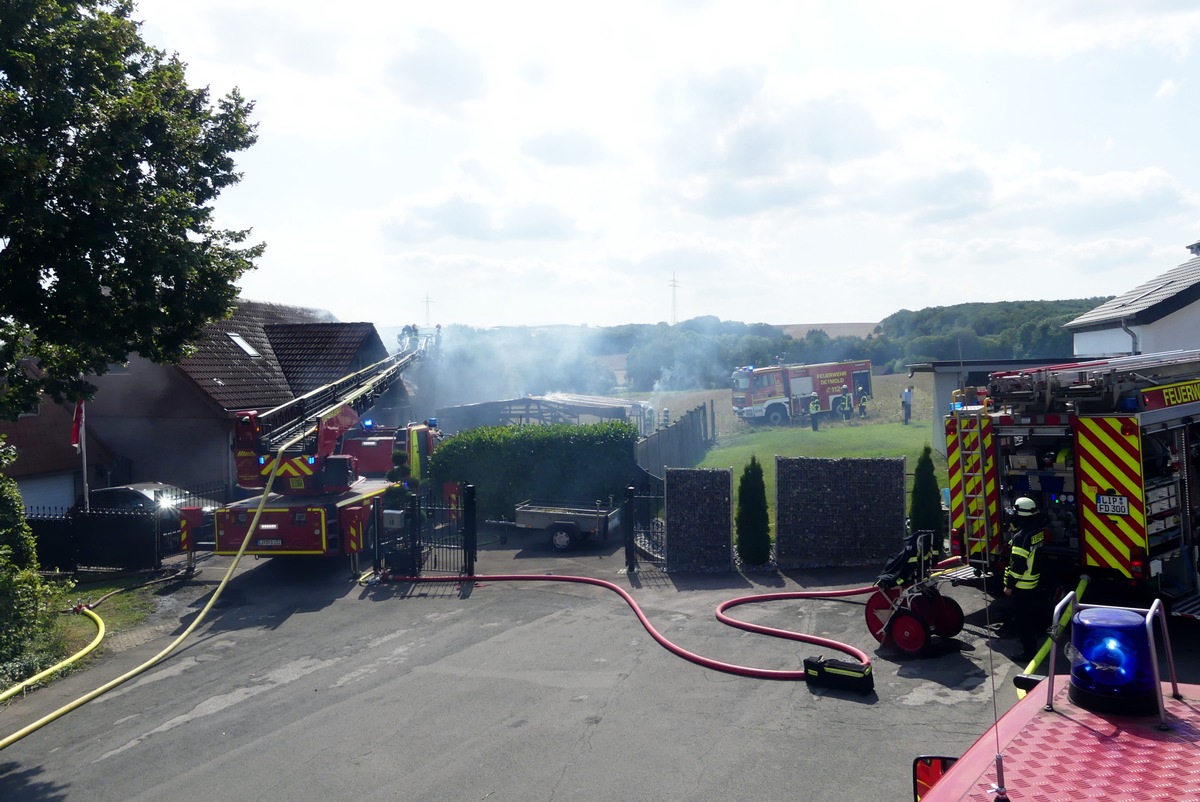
[430,421,639,521]
[0,436,56,669]
[0,0,264,420]
[908,445,944,540]
[734,455,771,565]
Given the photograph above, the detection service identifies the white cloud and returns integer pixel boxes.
[129,0,1200,328]
[1155,79,1180,98]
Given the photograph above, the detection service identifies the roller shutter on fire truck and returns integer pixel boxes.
[1072,415,1148,580]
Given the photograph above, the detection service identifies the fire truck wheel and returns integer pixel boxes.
[766,406,788,426]
[887,608,930,655]
[550,528,574,552]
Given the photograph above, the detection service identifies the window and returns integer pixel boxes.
[227,332,261,358]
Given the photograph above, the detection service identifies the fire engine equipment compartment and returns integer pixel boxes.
[943,349,1200,613]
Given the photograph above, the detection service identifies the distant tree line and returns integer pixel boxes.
[432,298,1108,400]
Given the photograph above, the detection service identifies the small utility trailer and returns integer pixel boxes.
[513,499,622,552]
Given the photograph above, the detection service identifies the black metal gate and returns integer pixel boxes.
[624,478,666,571]
[378,484,476,577]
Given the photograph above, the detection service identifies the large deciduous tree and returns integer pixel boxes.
[0,0,263,420]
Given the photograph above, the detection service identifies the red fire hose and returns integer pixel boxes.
[379,572,880,680]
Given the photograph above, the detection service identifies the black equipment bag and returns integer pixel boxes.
[803,656,874,694]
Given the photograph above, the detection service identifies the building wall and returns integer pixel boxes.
[86,356,235,490]
[1072,303,1200,357]
[1072,327,1141,357]
[1138,305,1200,353]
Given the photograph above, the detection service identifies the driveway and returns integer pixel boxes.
[3,528,1196,802]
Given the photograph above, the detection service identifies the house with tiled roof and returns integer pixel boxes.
[8,298,407,508]
[1066,240,1200,356]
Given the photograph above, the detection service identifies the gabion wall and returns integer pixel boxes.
[775,457,906,569]
[664,468,732,572]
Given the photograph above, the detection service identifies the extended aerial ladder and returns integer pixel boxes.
[232,347,424,495]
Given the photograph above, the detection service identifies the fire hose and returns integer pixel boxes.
[371,572,880,680]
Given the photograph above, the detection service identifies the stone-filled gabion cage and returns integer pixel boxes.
[663,468,733,572]
[775,457,906,569]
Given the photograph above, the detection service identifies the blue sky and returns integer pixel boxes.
[135,0,1200,329]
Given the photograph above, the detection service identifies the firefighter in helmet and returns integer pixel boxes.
[808,391,821,431]
[838,384,852,421]
[1004,496,1046,662]
[856,386,871,418]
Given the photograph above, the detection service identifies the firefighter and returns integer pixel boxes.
[838,385,853,421]
[856,386,870,418]
[1003,496,1047,662]
[808,392,821,431]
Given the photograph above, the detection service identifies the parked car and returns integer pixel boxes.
[73,482,220,545]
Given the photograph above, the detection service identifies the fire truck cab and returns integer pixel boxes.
[944,349,1200,614]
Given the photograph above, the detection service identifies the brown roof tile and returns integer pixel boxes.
[177,299,335,411]
[266,322,390,395]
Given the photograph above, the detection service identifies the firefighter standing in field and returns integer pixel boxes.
[808,392,821,431]
[1004,497,1047,663]
[838,385,853,421]
[857,386,870,418]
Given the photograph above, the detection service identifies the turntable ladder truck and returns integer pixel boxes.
[182,349,424,568]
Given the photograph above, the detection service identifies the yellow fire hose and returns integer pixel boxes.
[1015,574,1090,700]
[0,431,301,750]
[0,607,105,705]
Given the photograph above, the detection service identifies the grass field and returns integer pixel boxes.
[643,371,948,532]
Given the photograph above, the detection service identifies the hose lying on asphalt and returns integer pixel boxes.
[375,572,877,680]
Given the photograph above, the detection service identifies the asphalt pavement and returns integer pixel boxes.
[3,527,1199,802]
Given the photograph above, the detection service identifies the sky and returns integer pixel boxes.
[134,0,1200,330]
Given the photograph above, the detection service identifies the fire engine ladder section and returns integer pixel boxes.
[990,348,1200,410]
[256,349,422,457]
[948,406,998,584]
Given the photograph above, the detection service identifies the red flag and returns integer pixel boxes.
[71,401,84,453]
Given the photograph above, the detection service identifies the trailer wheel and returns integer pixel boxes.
[550,528,574,552]
[911,593,965,639]
[931,596,965,638]
[766,405,789,426]
[887,608,930,655]
[864,587,900,644]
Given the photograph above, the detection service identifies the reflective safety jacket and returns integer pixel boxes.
[1005,524,1044,591]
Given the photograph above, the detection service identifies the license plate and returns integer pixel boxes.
[256,538,283,547]
[1095,495,1129,516]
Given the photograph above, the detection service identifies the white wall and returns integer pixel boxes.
[1073,302,1200,357]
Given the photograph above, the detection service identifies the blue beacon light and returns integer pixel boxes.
[1068,606,1157,715]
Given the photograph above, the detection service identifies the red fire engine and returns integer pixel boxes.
[915,595,1200,801]
[181,350,432,565]
[731,359,872,425]
[944,348,1200,615]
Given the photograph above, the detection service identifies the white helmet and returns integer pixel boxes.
[1013,497,1038,517]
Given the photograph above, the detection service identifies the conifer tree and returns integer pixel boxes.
[735,455,771,565]
[909,445,945,543]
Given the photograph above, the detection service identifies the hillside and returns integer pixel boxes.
[780,322,878,340]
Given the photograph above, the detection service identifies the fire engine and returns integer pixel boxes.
[731,359,872,425]
[181,348,434,565]
[944,348,1200,615]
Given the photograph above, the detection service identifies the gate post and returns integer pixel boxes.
[406,494,420,577]
[463,484,477,577]
[624,485,637,573]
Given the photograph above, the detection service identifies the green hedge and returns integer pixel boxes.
[430,421,640,521]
